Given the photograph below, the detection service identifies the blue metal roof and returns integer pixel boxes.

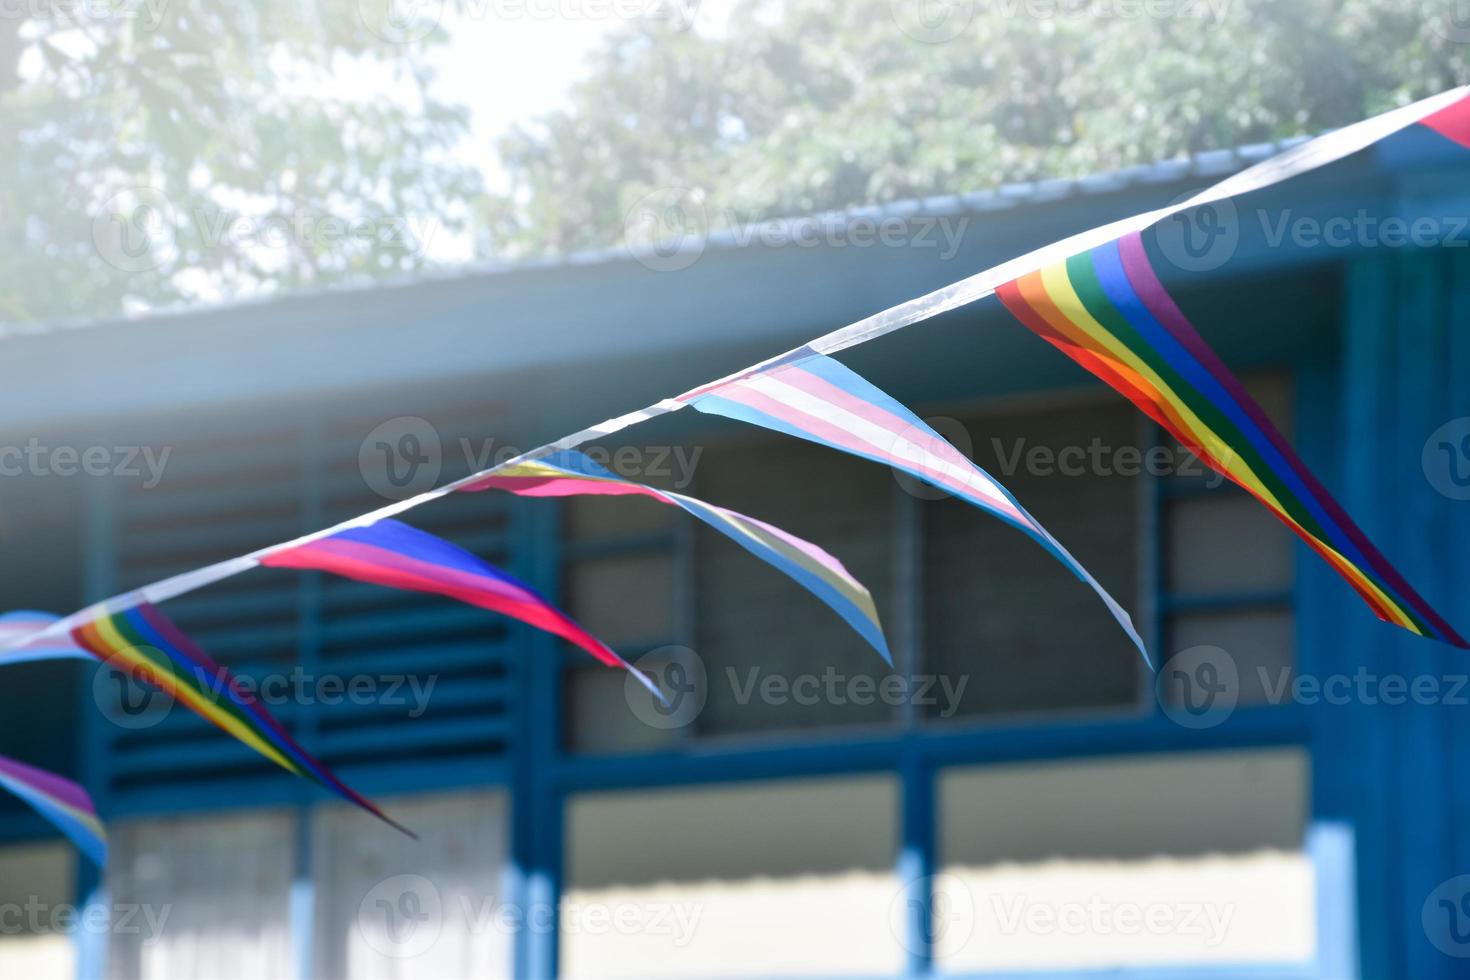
[3,127,1462,435]
[14,131,1313,341]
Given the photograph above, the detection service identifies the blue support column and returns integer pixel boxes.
[511,500,564,979]
[290,419,325,980]
[289,810,316,980]
[1296,332,1367,980]
[894,480,937,975]
[1336,248,1470,979]
[1337,255,1397,980]
[1446,248,1470,898]
[1309,821,1360,979]
[1389,250,1455,980]
[74,467,115,980]
[900,746,936,977]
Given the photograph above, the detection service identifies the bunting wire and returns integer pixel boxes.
[1,85,1466,661]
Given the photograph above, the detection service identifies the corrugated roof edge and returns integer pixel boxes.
[4,133,1317,342]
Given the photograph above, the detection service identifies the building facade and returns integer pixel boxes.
[0,133,1468,978]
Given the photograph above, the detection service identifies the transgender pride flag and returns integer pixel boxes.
[0,611,93,667]
[263,520,664,700]
[680,353,1147,661]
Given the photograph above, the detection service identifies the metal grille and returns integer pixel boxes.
[98,400,525,809]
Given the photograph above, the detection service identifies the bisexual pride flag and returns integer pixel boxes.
[0,754,106,866]
[262,519,666,701]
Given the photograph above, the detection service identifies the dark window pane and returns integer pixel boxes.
[1168,608,1295,705]
[923,401,1144,720]
[1166,493,1294,595]
[691,440,896,737]
[568,553,675,649]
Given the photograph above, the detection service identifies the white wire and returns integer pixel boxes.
[5,85,1465,652]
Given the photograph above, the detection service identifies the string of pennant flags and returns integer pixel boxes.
[3,85,1468,854]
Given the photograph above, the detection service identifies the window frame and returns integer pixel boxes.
[54,366,1341,980]
[549,370,1336,978]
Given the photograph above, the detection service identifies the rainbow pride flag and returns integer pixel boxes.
[678,353,1146,661]
[461,449,891,662]
[70,603,412,834]
[995,230,1465,647]
[261,519,665,701]
[0,755,106,866]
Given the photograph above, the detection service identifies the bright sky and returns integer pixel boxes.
[394,0,736,262]
[431,1,737,181]
[432,15,610,179]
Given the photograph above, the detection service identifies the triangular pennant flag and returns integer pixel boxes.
[679,352,1147,662]
[996,231,1464,648]
[71,603,413,836]
[261,519,666,703]
[0,754,106,866]
[462,449,891,663]
[0,611,93,667]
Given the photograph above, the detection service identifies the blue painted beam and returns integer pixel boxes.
[900,744,936,975]
[513,500,565,979]
[555,706,1310,792]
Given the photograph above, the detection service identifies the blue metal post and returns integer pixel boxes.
[511,500,564,978]
[290,418,325,980]
[1338,255,1396,980]
[74,465,115,980]
[289,811,316,980]
[1447,247,1470,898]
[900,747,936,977]
[1390,250,1455,979]
[894,480,936,975]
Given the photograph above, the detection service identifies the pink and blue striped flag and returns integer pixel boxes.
[461,449,890,662]
[678,353,1146,661]
[0,754,106,866]
[0,611,92,667]
[262,519,664,701]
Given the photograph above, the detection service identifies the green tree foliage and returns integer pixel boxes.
[5,0,1467,323]
[0,1,480,322]
[483,0,1470,257]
